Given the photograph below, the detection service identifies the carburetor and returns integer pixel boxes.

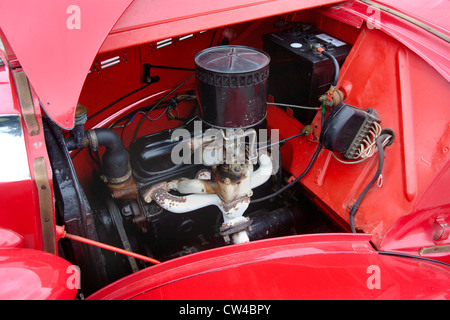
[143,45,274,244]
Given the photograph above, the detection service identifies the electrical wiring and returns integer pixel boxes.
[267,102,321,110]
[320,49,339,87]
[87,83,152,122]
[377,250,450,268]
[315,46,339,108]
[133,74,195,140]
[114,108,169,134]
[331,151,369,165]
[252,46,338,205]
[252,109,325,204]
[87,77,196,144]
[356,121,382,159]
[114,94,195,139]
[70,99,175,159]
[315,47,394,233]
[351,122,389,160]
[107,99,173,130]
[251,142,322,204]
[349,131,394,233]
[138,107,169,121]
[313,48,395,233]
[256,131,306,151]
[252,116,323,204]
[111,114,135,129]
[87,65,195,123]
[331,122,390,164]
[145,64,195,72]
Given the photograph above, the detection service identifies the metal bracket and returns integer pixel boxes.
[419,244,450,256]
[34,157,56,254]
[12,70,39,136]
[434,216,450,242]
[420,217,450,256]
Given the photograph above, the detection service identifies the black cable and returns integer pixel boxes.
[113,101,172,139]
[257,132,306,151]
[87,83,152,121]
[377,250,450,268]
[112,102,169,128]
[251,142,322,204]
[252,111,325,204]
[284,132,306,142]
[132,74,195,141]
[88,148,102,172]
[70,148,83,159]
[147,64,195,72]
[120,115,133,140]
[349,133,393,233]
[72,90,192,159]
[320,49,339,87]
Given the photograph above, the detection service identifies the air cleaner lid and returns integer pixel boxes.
[194,45,270,129]
[195,45,270,74]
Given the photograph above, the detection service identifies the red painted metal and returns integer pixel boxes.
[0,228,24,248]
[56,225,161,265]
[0,0,133,129]
[87,234,450,300]
[265,23,450,252]
[0,0,449,300]
[380,160,450,263]
[0,179,42,250]
[340,1,450,82]
[372,0,450,32]
[0,50,50,251]
[0,248,79,300]
[101,0,345,53]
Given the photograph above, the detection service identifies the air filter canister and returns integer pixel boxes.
[195,45,270,129]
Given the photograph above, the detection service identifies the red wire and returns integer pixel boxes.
[57,226,161,265]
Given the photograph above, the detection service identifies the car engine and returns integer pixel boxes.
[42,21,398,295]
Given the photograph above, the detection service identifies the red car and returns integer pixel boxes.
[0,0,449,301]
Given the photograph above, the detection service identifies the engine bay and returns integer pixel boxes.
[41,12,404,295]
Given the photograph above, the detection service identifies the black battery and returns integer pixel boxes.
[263,24,351,124]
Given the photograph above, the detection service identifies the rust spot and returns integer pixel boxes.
[220,196,250,213]
[199,179,218,194]
[144,182,188,206]
[108,177,138,200]
[195,169,211,179]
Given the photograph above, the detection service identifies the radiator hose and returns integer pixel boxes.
[86,128,131,184]
[65,104,131,184]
